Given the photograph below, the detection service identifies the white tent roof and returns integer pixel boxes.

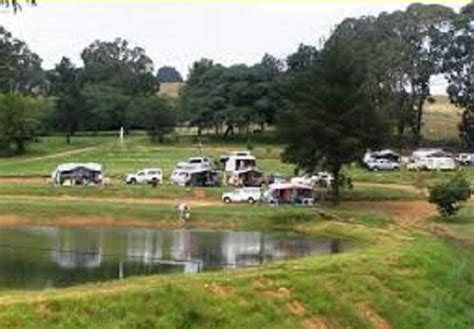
[269,183,312,191]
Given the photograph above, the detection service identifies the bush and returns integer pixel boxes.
[428,174,471,217]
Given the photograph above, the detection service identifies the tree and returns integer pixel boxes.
[286,44,318,73]
[429,173,471,217]
[180,57,282,138]
[130,96,176,143]
[278,23,390,203]
[0,0,36,13]
[48,57,84,143]
[0,26,44,95]
[80,38,158,132]
[81,38,157,96]
[81,84,132,132]
[443,4,474,148]
[157,66,183,83]
[0,94,51,154]
[377,4,455,145]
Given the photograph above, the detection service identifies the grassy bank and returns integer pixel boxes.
[0,227,471,328]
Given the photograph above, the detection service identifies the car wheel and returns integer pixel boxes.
[248,198,255,204]
[224,197,232,204]
[130,178,137,184]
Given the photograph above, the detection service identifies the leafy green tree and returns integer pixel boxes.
[48,57,84,143]
[180,57,282,138]
[130,97,176,143]
[443,4,474,148]
[79,38,158,132]
[0,0,35,13]
[286,44,318,73]
[81,84,132,133]
[81,38,157,96]
[429,174,471,217]
[0,26,44,95]
[278,23,390,203]
[376,4,455,145]
[157,66,183,83]
[0,94,51,154]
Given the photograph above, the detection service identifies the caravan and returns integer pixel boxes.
[407,148,456,171]
[220,151,257,173]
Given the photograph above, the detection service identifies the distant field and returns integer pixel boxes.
[0,135,293,178]
[422,95,461,144]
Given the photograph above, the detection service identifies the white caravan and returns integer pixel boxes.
[220,151,257,173]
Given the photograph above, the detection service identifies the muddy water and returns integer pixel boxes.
[0,226,347,290]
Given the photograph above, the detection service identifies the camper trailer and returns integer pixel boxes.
[52,163,104,186]
[407,148,456,171]
[171,168,221,187]
[262,183,314,205]
[185,169,221,187]
[228,168,265,187]
[220,151,257,173]
[407,157,456,171]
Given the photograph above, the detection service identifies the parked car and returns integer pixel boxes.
[456,153,474,166]
[125,168,163,185]
[171,169,189,186]
[366,159,400,171]
[222,187,262,204]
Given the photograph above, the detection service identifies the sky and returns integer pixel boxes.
[0,1,466,92]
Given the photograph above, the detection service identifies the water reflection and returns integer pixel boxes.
[0,226,347,290]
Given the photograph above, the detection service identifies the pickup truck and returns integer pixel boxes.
[222,188,262,204]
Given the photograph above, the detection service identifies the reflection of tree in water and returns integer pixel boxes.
[330,239,341,254]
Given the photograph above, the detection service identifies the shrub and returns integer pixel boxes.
[428,174,471,217]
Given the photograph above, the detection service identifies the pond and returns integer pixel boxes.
[0,226,348,290]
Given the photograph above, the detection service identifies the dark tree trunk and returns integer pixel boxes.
[413,97,425,147]
[223,124,234,140]
[330,164,342,205]
[15,139,25,155]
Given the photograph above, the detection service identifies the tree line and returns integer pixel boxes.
[0,3,473,199]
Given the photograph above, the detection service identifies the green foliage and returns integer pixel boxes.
[180,56,283,137]
[429,174,471,217]
[279,21,390,202]
[0,94,51,154]
[444,5,474,149]
[129,96,177,143]
[47,57,84,143]
[0,26,44,95]
[0,0,36,13]
[285,43,318,73]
